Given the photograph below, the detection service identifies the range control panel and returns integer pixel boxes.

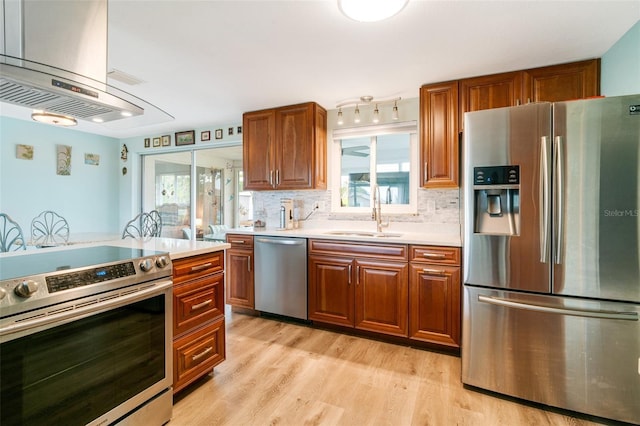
[46,262,136,293]
[474,165,520,185]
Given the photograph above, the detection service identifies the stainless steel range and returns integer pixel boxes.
[0,245,174,426]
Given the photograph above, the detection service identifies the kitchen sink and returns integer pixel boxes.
[323,230,403,238]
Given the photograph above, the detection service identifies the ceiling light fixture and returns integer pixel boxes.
[338,0,409,22]
[31,111,77,127]
[335,95,401,126]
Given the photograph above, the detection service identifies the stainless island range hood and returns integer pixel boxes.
[0,0,167,126]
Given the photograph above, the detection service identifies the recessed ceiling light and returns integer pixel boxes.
[120,111,133,117]
[338,0,409,22]
[31,111,77,127]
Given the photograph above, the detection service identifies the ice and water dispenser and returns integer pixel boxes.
[473,165,520,235]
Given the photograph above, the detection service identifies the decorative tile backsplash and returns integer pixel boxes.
[251,188,460,229]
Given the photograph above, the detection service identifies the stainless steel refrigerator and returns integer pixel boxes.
[462,94,640,424]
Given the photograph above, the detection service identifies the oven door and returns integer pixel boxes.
[0,280,173,426]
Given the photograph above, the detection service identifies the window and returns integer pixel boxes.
[332,121,418,214]
[142,145,244,239]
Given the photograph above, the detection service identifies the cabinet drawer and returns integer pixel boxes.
[174,273,224,337]
[226,234,254,249]
[173,251,224,284]
[173,319,225,393]
[309,239,408,261]
[410,245,460,266]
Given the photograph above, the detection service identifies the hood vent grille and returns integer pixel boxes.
[0,77,116,119]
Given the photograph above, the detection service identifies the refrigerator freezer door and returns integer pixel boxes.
[463,103,552,293]
[553,95,640,303]
[462,286,640,424]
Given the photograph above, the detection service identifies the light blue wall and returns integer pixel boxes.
[601,20,640,96]
[0,117,121,233]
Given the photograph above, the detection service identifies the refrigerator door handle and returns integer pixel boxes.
[539,136,550,263]
[478,295,638,321]
[554,136,565,264]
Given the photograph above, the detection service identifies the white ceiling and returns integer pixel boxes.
[3,1,640,139]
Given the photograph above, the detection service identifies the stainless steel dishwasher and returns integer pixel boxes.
[254,236,308,320]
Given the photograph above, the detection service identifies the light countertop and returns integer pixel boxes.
[224,223,462,247]
[0,237,229,260]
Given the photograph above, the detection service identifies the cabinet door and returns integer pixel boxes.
[243,109,275,190]
[420,81,459,188]
[459,71,523,128]
[308,255,354,327]
[523,59,600,103]
[409,263,461,348]
[225,248,254,308]
[355,259,408,337]
[275,103,314,189]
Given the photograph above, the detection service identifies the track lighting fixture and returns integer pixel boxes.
[335,95,401,126]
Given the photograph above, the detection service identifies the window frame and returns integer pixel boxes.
[331,121,418,214]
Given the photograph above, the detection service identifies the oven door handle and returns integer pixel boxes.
[0,280,173,337]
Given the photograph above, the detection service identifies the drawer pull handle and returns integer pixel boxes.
[192,346,213,362]
[422,253,446,259]
[191,299,212,311]
[191,262,213,272]
[230,240,245,244]
[423,268,446,276]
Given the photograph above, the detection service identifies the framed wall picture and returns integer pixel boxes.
[153,137,161,147]
[201,130,211,141]
[144,138,151,148]
[228,127,234,136]
[175,130,195,146]
[237,126,242,134]
[215,129,223,140]
[162,135,171,146]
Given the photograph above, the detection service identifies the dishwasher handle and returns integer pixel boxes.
[256,237,305,246]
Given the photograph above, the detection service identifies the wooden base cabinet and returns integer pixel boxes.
[225,234,254,309]
[172,251,226,394]
[308,239,409,337]
[409,246,461,348]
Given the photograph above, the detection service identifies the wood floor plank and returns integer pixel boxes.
[171,310,610,426]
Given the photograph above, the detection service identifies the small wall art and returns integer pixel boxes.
[162,135,171,146]
[144,138,151,148]
[153,137,161,147]
[201,130,211,141]
[175,130,195,146]
[57,144,72,176]
[215,129,223,140]
[237,126,242,134]
[16,144,34,160]
[228,127,234,136]
[84,153,100,166]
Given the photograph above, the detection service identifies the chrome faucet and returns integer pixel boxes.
[372,184,389,233]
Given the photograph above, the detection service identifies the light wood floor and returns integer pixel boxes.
[171,309,613,426]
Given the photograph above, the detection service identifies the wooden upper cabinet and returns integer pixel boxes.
[459,71,523,128]
[420,81,459,188]
[243,110,275,190]
[522,59,600,103]
[243,102,327,191]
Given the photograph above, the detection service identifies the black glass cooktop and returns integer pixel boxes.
[0,246,167,281]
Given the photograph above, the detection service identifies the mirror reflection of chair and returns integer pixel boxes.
[31,210,70,247]
[0,213,27,252]
[122,210,163,239]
